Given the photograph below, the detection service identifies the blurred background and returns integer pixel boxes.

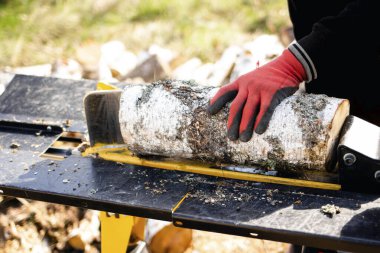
[0,0,293,252]
[0,0,290,67]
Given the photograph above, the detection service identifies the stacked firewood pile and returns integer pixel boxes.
[2,34,284,89]
[0,34,289,253]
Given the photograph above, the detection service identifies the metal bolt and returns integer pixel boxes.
[374,170,380,182]
[343,153,356,166]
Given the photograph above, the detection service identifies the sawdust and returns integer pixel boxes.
[188,186,254,206]
[176,174,284,207]
[144,180,168,195]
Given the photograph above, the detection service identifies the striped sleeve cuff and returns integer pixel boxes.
[288,42,317,82]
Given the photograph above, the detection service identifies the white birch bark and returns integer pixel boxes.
[119,80,349,172]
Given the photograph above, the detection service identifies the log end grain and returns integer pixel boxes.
[325,99,350,171]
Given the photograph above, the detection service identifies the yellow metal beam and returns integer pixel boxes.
[96,82,119,90]
[172,193,190,213]
[99,212,134,253]
[84,144,341,191]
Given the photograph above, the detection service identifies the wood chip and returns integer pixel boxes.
[320,204,341,217]
[9,143,20,149]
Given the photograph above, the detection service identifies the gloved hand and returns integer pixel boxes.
[207,49,306,141]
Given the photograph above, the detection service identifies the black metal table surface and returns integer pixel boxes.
[173,176,380,253]
[0,74,379,253]
[0,74,97,132]
[1,139,380,252]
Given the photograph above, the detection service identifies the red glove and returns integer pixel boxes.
[207,49,306,141]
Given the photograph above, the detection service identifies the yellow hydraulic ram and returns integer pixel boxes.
[83,143,341,191]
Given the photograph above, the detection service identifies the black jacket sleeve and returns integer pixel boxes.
[288,0,380,82]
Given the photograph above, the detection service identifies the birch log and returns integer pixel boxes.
[119,80,349,172]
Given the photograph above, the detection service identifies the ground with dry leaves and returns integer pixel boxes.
[0,197,288,253]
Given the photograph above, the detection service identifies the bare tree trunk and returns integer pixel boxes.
[119,80,349,172]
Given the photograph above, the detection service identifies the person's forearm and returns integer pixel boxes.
[289,0,380,80]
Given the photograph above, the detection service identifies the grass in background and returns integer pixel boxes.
[0,0,289,67]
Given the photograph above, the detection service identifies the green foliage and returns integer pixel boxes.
[0,0,289,67]
[130,0,171,21]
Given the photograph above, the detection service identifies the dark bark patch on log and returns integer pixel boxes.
[135,84,155,107]
[156,80,213,108]
[291,94,328,163]
[188,106,232,163]
[265,136,285,164]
